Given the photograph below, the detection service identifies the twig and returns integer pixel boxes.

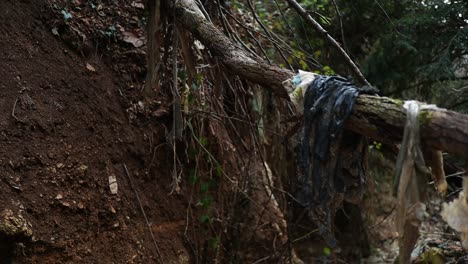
[122,163,164,264]
[223,15,264,60]
[252,256,271,264]
[215,0,232,38]
[292,229,318,243]
[445,171,466,179]
[12,98,19,121]
[11,98,24,123]
[370,203,397,229]
[373,0,410,39]
[147,143,166,173]
[286,0,371,86]
[464,162,468,204]
[221,6,321,68]
[170,21,182,194]
[216,1,266,61]
[330,0,348,53]
[246,0,293,70]
[272,0,319,66]
[186,122,284,216]
[195,0,211,22]
[144,0,161,98]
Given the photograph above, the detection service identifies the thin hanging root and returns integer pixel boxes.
[11,98,24,123]
[178,28,197,82]
[169,21,183,195]
[465,161,468,204]
[144,0,161,98]
[424,149,448,195]
[261,162,305,263]
[123,163,164,263]
[395,101,430,264]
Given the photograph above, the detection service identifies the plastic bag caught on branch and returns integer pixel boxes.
[394,101,434,263]
[294,74,368,248]
[285,70,317,112]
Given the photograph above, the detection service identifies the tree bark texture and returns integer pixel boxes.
[170,0,468,158]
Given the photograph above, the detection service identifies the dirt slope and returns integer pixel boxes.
[0,0,188,263]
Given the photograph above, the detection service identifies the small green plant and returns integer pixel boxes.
[216,164,222,178]
[323,247,331,256]
[322,65,335,75]
[372,141,382,150]
[188,169,199,185]
[196,194,213,209]
[199,214,211,224]
[209,236,220,250]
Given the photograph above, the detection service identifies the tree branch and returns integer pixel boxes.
[285,0,371,87]
[172,0,292,98]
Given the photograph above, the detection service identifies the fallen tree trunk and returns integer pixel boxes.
[349,96,468,158]
[170,0,468,158]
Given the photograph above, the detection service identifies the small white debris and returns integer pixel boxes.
[130,1,145,9]
[108,175,118,194]
[85,63,96,72]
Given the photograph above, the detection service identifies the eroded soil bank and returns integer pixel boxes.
[0,1,189,263]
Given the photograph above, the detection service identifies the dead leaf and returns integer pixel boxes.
[109,204,116,214]
[51,27,59,36]
[153,108,169,117]
[77,165,88,172]
[415,248,445,264]
[441,191,468,250]
[86,63,96,72]
[194,40,205,50]
[122,31,144,48]
[131,1,145,9]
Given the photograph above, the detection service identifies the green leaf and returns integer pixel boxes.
[196,73,203,85]
[322,65,335,75]
[209,236,220,249]
[200,215,210,224]
[199,136,208,147]
[178,70,187,81]
[187,93,195,106]
[188,169,199,185]
[200,182,211,193]
[216,164,222,178]
[299,59,309,70]
[199,195,212,208]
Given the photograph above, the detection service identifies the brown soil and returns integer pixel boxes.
[0,0,188,263]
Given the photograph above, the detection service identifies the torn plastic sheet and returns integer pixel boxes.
[287,70,317,112]
[294,74,368,247]
[394,100,433,263]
